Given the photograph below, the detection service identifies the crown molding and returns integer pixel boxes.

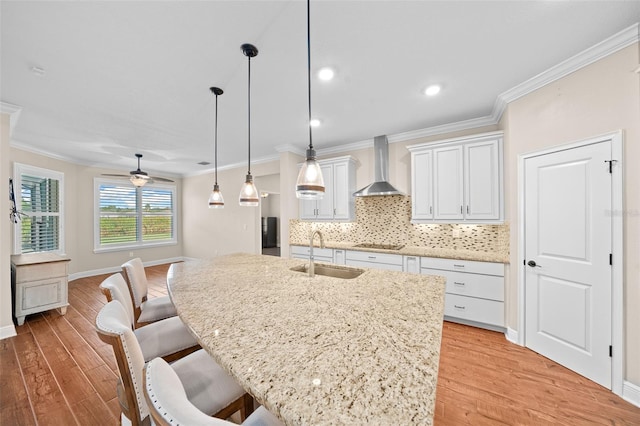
[0,101,23,136]
[387,115,498,144]
[11,138,77,163]
[498,23,639,107]
[316,138,372,157]
[275,144,305,157]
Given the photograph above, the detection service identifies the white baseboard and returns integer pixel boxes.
[69,256,186,282]
[623,380,640,408]
[0,324,17,340]
[505,327,519,345]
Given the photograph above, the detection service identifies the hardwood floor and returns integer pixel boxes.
[1,263,639,425]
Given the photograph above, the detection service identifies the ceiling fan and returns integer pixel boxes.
[102,153,174,187]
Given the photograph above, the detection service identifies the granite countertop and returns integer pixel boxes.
[291,240,509,263]
[167,253,446,426]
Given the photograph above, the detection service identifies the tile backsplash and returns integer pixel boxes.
[290,195,509,253]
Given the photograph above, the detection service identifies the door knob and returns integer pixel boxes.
[527,260,541,268]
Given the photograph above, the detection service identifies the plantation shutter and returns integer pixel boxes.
[20,174,60,253]
[98,184,138,245]
[141,187,173,241]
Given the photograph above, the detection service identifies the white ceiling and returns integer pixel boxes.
[2,1,639,177]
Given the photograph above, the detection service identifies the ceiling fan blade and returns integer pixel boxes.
[149,176,175,183]
[101,173,131,178]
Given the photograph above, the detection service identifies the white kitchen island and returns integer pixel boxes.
[167,253,446,426]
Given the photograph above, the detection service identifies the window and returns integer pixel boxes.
[13,163,65,254]
[94,178,177,252]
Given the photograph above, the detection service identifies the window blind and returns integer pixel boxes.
[97,180,175,249]
[99,184,138,245]
[20,174,61,253]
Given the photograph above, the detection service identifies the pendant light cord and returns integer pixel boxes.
[247,55,252,175]
[307,0,313,151]
[214,93,218,185]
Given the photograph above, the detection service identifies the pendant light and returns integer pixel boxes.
[208,87,225,208]
[295,0,325,200]
[238,43,260,207]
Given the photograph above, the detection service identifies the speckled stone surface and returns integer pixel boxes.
[167,254,446,426]
[290,195,510,263]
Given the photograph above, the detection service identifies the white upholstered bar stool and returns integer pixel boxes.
[96,300,252,426]
[144,356,283,426]
[122,257,177,327]
[99,273,198,363]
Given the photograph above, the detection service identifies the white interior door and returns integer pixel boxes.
[524,140,612,388]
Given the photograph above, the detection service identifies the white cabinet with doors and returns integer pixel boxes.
[299,156,356,221]
[11,253,70,326]
[408,132,503,223]
[403,255,421,274]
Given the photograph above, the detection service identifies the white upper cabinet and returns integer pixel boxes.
[408,132,503,223]
[299,156,356,221]
[411,150,434,220]
[434,145,464,220]
[465,139,501,220]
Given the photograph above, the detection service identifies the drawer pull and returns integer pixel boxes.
[453,264,465,268]
[454,305,466,310]
[453,281,465,286]
[368,256,376,259]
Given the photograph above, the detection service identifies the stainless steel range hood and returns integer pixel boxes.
[353,135,403,197]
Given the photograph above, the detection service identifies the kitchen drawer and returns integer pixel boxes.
[345,250,403,266]
[291,245,334,259]
[421,268,504,301]
[421,257,504,276]
[14,261,67,283]
[444,294,504,327]
[345,259,403,272]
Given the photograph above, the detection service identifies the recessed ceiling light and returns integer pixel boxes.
[424,85,441,96]
[310,118,321,127]
[317,67,335,81]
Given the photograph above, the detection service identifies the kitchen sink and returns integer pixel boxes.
[290,264,365,279]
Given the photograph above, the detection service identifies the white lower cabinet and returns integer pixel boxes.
[11,253,70,326]
[345,250,403,271]
[421,257,505,331]
[333,249,346,265]
[403,255,421,274]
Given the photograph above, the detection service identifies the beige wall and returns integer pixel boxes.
[9,147,184,277]
[279,152,304,257]
[1,114,15,337]
[181,160,280,259]
[502,43,640,383]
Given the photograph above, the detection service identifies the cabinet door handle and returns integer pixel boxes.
[334,208,336,215]
[454,305,466,310]
[467,205,470,214]
[453,281,465,286]
[430,206,433,214]
[460,205,463,214]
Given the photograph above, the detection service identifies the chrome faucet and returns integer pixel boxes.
[308,230,325,277]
